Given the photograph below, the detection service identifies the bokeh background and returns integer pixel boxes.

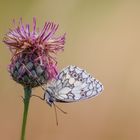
[0,0,140,140]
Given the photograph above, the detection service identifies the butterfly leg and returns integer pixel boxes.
[54,103,67,114]
[31,94,45,100]
[53,103,59,126]
[52,103,68,126]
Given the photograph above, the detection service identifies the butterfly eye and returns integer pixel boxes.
[72,73,78,78]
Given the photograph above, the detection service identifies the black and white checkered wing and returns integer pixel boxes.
[50,65,103,102]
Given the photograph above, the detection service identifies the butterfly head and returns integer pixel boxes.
[44,88,55,107]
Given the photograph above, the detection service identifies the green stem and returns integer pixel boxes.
[21,86,32,140]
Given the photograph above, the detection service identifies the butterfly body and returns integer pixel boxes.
[44,88,55,106]
[44,65,104,106]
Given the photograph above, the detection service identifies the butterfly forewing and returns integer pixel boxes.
[48,65,103,102]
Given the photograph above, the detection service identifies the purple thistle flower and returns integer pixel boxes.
[4,18,65,87]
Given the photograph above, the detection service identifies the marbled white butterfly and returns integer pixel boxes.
[23,64,104,125]
[44,65,103,106]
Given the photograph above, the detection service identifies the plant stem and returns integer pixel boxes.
[21,86,32,140]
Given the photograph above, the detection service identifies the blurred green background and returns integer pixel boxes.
[1,0,140,140]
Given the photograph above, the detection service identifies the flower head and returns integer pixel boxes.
[4,18,65,87]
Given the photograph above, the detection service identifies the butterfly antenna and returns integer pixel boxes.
[53,103,59,126]
[54,103,67,114]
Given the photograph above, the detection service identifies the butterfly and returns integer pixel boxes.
[43,65,103,106]
[23,64,104,125]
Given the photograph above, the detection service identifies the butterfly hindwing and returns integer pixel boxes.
[49,65,103,102]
